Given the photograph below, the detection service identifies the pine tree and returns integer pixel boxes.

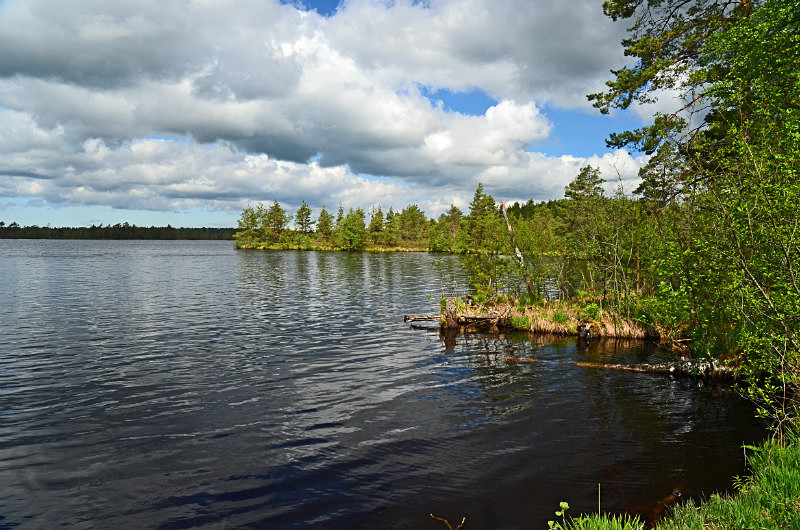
[316,206,334,242]
[368,205,384,234]
[263,200,291,242]
[295,200,315,233]
[465,183,500,252]
[564,166,605,200]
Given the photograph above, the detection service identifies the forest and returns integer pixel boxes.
[0,221,236,240]
[236,0,800,449]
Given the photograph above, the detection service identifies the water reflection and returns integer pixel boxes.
[430,330,764,525]
[0,241,765,529]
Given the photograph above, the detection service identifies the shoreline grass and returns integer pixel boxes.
[443,296,662,342]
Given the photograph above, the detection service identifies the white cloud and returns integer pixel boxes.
[0,0,641,223]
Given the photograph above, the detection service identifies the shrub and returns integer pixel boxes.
[579,303,601,321]
[552,308,570,325]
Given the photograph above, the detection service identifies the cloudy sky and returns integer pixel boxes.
[0,0,652,228]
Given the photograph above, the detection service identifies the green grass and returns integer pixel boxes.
[564,513,644,530]
[552,308,570,326]
[510,315,531,329]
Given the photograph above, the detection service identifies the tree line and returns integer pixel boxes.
[235,198,438,251]
[234,182,515,253]
[0,221,236,240]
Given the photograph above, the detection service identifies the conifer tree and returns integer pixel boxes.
[294,200,314,233]
[263,200,291,243]
[316,206,334,242]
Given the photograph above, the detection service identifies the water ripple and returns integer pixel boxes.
[0,240,766,528]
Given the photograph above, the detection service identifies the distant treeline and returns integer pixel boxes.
[0,221,236,240]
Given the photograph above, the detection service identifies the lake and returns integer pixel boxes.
[0,240,766,528]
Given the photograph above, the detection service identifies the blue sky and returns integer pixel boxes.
[287,0,342,16]
[0,0,647,227]
[421,86,644,158]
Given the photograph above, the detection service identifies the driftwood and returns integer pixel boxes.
[462,354,735,381]
[405,310,504,328]
[457,312,502,322]
[574,359,735,380]
[403,315,439,322]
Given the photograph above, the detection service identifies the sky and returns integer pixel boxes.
[0,0,656,228]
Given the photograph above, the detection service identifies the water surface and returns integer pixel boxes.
[0,240,765,528]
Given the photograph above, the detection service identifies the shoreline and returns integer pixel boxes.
[234,242,429,252]
[406,297,739,381]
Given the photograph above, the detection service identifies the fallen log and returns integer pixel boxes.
[403,315,440,322]
[574,359,735,380]
[462,355,734,380]
[457,312,501,322]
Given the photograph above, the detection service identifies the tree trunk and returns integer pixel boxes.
[500,202,536,294]
[445,298,458,328]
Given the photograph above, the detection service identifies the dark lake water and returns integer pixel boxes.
[0,240,766,528]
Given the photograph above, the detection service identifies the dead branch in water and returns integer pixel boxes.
[573,359,735,379]
[430,513,466,530]
[459,354,734,380]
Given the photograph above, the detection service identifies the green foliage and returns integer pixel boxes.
[464,183,503,253]
[517,292,542,308]
[552,308,570,326]
[513,204,564,299]
[294,200,314,234]
[564,513,643,530]
[589,0,757,153]
[587,0,800,433]
[235,203,261,246]
[337,207,367,251]
[461,254,521,300]
[453,296,467,313]
[439,295,468,314]
[580,303,601,322]
[564,166,605,200]
[428,205,463,252]
[548,501,571,530]
[699,0,800,430]
[510,315,530,330]
[316,206,334,242]
[394,204,428,247]
[335,203,345,228]
[368,205,384,232]
[263,200,291,243]
[367,206,388,246]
